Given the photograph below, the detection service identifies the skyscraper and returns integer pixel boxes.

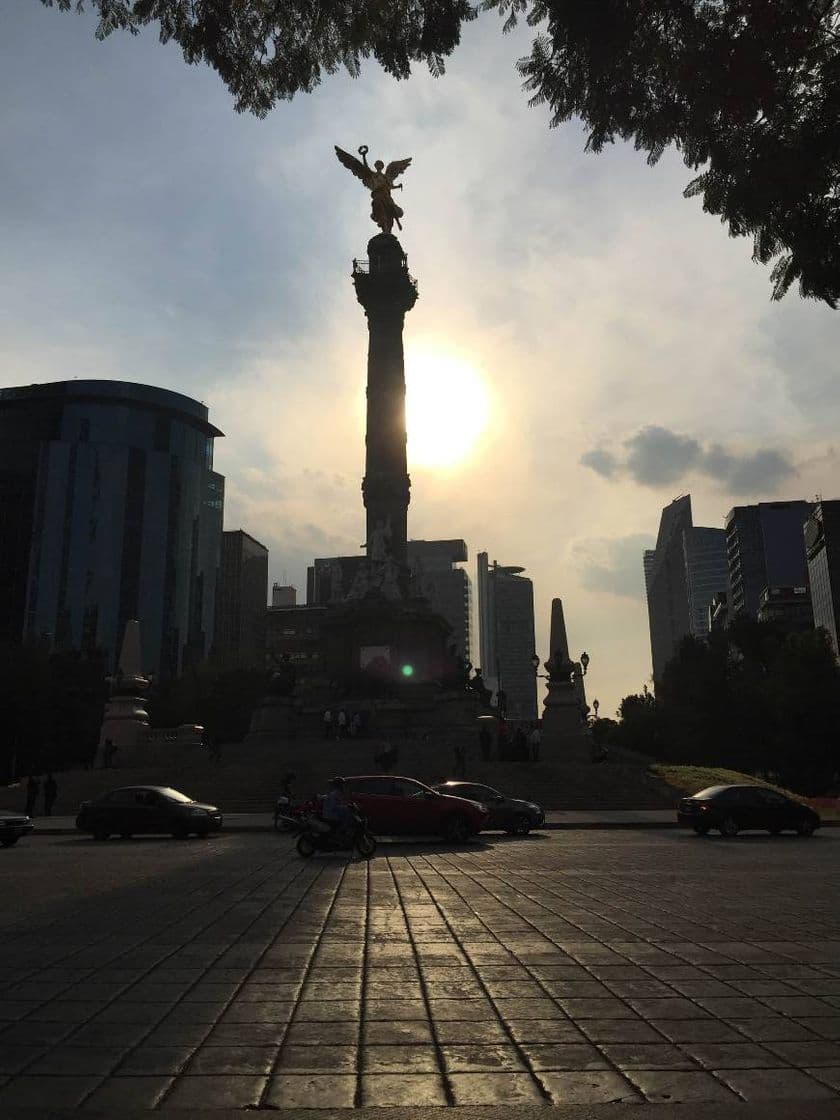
[725,501,813,619]
[645,496,693,683]
[214,530,269,667]
[271,583,297,607]
[0,380,224,677]
[645,495,727,683]
[477,551,536,720]
[406,539,471,660]
[805,501,840,654]
[683,526,729,639]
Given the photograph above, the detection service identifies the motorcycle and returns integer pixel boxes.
[296,807,377,860]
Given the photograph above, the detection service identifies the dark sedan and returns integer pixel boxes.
[433,781,545,835]
[76,786,223,841]
[0,811,34,847]
[677,784,821,838]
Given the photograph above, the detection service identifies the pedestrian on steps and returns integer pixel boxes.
[43,773,58,816]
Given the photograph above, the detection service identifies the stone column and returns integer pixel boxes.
[353,232,418,573]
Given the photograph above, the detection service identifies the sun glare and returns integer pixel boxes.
[405,350,490,470]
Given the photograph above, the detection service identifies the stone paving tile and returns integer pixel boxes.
[3,831,840,1108]
[26,1044,127,1075]
[0,1074,103,1107]
[363,1019,434,1045]
[715,1067,838,1099]
[507,1018,590,1044]
[448,1070,544,1104]
[807,1067,840,1091]
[274,1043,357,1072]
[80,1074,173,1109]
[600,1042,697,1069]
[188,1044,278,1074]
[521,1043,611,1070]
[732,1016,821,1042]
[682,1041,784,1068]
[364,1044,440,1072]
[804,1018,840,1040]
[266,1073,357,1108]
[541,1070,642,1103]
[765,1039,840,1066]
[579,1017,666,1043]
[625,1069,739,1102]
[161,1073,266,1108]
[362,1072,448,1105]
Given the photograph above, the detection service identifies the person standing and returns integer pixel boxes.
[43,773,58,816]
[529,724,542,762]
[337,709,348,739]
[25,775,40,817]
[322,709,333,739]
[478,724,492,761]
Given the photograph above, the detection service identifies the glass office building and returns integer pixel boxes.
[0,380,224,678]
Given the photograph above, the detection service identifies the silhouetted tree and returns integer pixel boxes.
[0,643,108,780]
[149,663,270,744]
[47,1,840,304]
[616,618,840,794]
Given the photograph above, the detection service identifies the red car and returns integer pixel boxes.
[342,775,488,841]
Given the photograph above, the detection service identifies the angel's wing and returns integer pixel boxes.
[385,157,412,184]
[335,146,374,187]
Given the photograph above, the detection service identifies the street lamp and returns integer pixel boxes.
[580,651,590,675]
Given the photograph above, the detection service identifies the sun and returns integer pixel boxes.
[405,350,490,469]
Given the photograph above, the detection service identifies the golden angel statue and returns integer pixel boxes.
[335,145,412,234]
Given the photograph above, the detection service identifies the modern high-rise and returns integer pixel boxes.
[725,501,813,618]
[214,530,269,667]
[271,583,297,607]
[683,526,729,639]
[0,380,224,678]
[477,551,536,720]
[805,501,840,654]
[406,539,471,660]
[645,495,727,682]
[645,496,693,682]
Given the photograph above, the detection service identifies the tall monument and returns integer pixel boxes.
[541,598,588,742]
[355,233,417,580]
[321,145,454,687]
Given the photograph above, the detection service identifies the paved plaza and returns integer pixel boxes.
[1,828,839,1112]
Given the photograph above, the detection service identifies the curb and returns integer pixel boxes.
[23,818,837,838]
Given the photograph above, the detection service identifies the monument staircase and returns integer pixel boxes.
[0,731,679,816]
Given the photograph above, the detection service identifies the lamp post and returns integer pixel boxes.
[580,651,590,676]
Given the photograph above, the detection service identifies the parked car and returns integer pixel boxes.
[433,781,544,835]
[341,775,488,841]
[677,784,821,838]
[76,786,223,840]
[0,811,34,847]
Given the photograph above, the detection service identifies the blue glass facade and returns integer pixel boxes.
[0,381,224,678]
[725,501,813,618]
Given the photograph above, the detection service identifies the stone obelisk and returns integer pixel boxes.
[542,598,586,742]
[353,233,417,578]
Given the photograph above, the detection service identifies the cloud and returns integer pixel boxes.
[579,448,619,478]
[582,426,797,495]
[624,427,701,485]
[570,534,654,600]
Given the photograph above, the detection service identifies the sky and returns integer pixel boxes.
[2,4,839,716]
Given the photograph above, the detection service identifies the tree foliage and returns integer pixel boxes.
[0,643,109,780]
[613,617,840,794]
[148,662,270,744]
[45,1,840,305]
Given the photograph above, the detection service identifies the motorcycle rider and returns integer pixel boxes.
[322,777,354,836]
